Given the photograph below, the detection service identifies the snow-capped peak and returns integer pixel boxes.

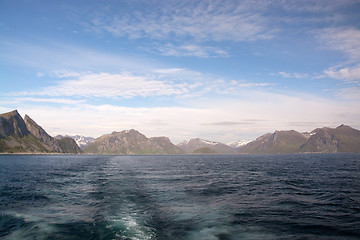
[227,140,251,148]
[199,139,218,145]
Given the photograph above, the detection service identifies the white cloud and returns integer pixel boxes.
[87,1,274,43]
[154,43,229,58]
[317,27,360,61]
[336,87,360,100]
[36,72,44,77]
[26,72,189,99]
[324,64,360,84]
[152,68,186,74]
[0,39,158,73]
[9,69,272,100]
[279,0,354,13]
[15,90,360,143]
[52,70,82,78]
[278,72,309,79]
[14,97,86,105]
[316,27,360,91]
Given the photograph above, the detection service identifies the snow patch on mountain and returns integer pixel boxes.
[227,140,251,149]
[56,135,95,149]
[200,139,218,145]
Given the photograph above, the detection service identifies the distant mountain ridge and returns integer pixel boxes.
[1,110,359,154]
[177,138,236,154]
[84,129,184,155]
[227,140,251,150]
[239,125,360,154]
[56,135,95,150]
[0,110,81,154]
[192,147,219,154]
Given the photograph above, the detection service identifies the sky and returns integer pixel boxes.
[1,0,360,143]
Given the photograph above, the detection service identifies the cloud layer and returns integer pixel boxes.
[7,90,359,144]
[88,1,274,42]
[1,0,360,143]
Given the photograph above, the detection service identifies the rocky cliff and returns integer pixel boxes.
[24,115,62,152]
[0,110,81,154]
[0,110,30,138]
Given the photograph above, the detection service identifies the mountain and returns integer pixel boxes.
[0,110,49,153]
[193,147,219,154]
[227,140,251,150]
[56,137,83,154]
[0,110,30,138]
[24,115,62,152]
[84,129,184,155]
[72,135,95,149]
[0,110,81,154]
[239,125,360,154]
[299,125,360,153]
[56,135,95,150]
[24,115,82,154]
[2,110,359,154]
[177,138,236,154]
[239,130,308,154]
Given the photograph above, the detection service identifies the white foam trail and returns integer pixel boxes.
[107,214,155,240]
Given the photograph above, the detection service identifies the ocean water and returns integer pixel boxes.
[0,154,359,240]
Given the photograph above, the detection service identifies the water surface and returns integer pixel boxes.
[1,154,360,239]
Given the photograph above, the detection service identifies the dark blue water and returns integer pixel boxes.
[0,154,360,240]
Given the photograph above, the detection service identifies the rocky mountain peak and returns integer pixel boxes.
[0,110,82,153]
[24,114,61,152]
[0,110,30,138]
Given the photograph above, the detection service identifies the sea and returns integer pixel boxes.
[0,154,359,240]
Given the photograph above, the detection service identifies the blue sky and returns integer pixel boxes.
[1,0,360,143]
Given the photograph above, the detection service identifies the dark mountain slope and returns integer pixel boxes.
[0,110,30,138]
[0,110,50,153]
[300,125,360,153]
[24,115,82,154]
[24,115,61,152]
[239,130,308,154]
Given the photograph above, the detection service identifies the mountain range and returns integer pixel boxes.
[84,129,184,155]
[238,125,360,154]
[0,110,81,154]
[1,110,359,154]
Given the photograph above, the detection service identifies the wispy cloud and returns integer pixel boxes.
[85,1,275,43]
[202,121,260,126]
[277,72,309,79]
[9,70,272,100]
[14,90,360,143]
[17,72,189,99]
[335,87,360,100]
[316,27,360,92]
[316,27,360,62]
[324,64,360,84]
[0,39,158,73]
[154,43,229,58]
[12,97,86,105]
